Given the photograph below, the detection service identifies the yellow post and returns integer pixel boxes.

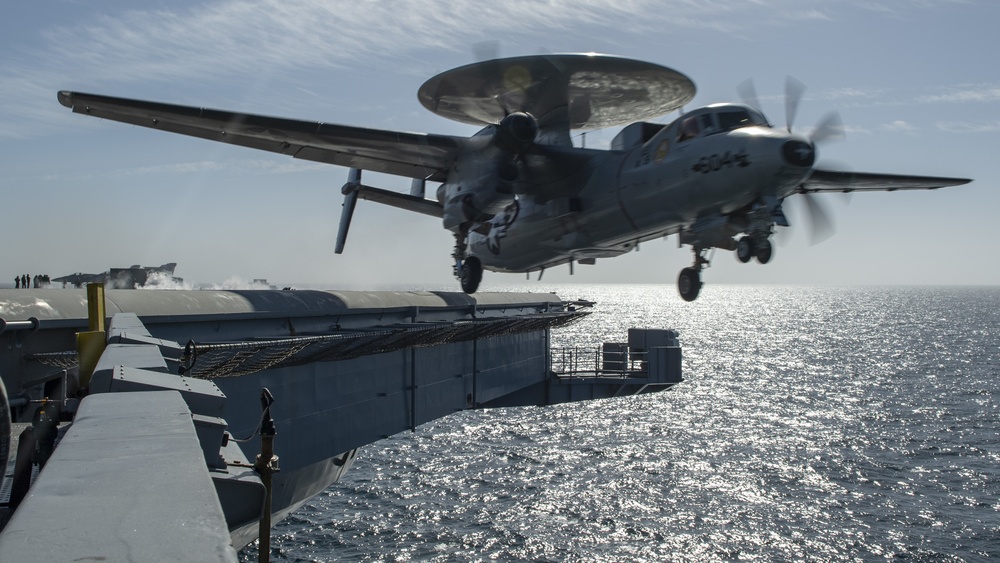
[87,282,106,332]
[77,283,107,387]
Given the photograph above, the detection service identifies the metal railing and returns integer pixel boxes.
[550,346,649,378]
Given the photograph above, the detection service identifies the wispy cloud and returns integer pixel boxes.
[118,158,321,177]
[784,9,833,21]
[14,158,321,184]
[916,84,1000,104]
[858,3,897,15]
[0,0,982,138]
[815,86,889,102]
[6,0,736,137]
[879,120,917,134]
[934,120,1000,133]
[842,124,871,135]
[16,0,823,85]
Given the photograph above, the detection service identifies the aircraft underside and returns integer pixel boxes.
[461,197,787,301]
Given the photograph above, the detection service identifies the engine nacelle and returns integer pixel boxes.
[438,113,538,231]
[495,112,538,153]
[440,183,515,230]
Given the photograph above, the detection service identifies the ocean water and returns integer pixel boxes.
[242,285,1000,562]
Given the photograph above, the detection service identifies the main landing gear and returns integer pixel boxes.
[677,248,709,302]
[453,230,483,294]
[459,256,483,294]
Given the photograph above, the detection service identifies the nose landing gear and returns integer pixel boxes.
[677,234,775,302]
[754,238,773,264]
[736,235,773,264]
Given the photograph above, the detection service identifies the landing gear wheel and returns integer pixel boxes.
[677,267,702,302]
[755,239,773,264]
[459,256,483,294]
[736,237,754,263]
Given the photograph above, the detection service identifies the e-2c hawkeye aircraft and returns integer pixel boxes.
[59,54,971,300]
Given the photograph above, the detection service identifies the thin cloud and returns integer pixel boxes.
[880,120,917,133]
[815,86,889,102]
[916,84,1000,104]
[12,158,321,184]
[784,9,833,21]
[935,120,1000,133]
[858,3,897,15]
[0,0,976,138]
[120,158,320,177]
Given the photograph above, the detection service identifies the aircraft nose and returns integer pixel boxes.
[781,140,815,168]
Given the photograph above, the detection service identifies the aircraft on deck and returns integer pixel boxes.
[58,54,970,300]
[53,263,179,289]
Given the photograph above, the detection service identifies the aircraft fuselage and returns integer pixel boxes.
[468,104,814,273]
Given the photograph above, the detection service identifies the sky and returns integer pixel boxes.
[1,0,997,290]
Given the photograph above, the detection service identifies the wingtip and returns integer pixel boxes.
[57,91,73,108]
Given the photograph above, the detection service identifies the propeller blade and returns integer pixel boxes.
[472,40,500,62]
[737,79,763,114]
[785,76,806,133]
[469,41,510,115]
[774,217,794,247]
[800,191,835,246]
[772,198,794,247]
[810,111,846,145]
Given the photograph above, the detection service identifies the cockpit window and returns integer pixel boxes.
[717,109,766,131]
[677,116,700,142]
[699,114,716,134]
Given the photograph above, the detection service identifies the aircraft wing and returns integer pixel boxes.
[800,169,972,193]
[57,91,463,182]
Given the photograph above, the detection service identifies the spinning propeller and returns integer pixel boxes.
[740,77,846,245]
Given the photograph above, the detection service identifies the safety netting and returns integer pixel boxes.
[180,311,589,379]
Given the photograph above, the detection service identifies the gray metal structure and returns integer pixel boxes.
[0,288,682,558]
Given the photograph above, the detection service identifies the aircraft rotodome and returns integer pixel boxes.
[58,54,971,300]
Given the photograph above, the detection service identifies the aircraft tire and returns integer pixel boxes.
[460,256,483,294]
[736,237,754,263]
[755,239,773,264]
[677,267,701,302]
